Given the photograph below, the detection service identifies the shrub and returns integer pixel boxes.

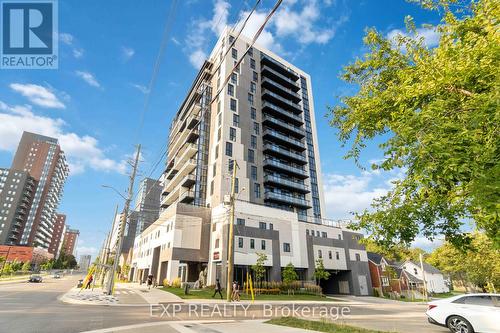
[162,279,170,287]
[253,288,281,295]
[171,277,181,288]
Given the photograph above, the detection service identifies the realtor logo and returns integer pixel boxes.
[1,0,58,69]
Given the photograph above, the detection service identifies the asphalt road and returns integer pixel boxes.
[0,274,448,333]
[0,275,161,333]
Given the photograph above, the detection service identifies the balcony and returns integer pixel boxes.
[9,234,18,240]
[179,189,195,203]
[264,174,310,194]
[262,101,303,126]
[262,89,302,114]
[264,191,311,209]
[261,77,301,103]
[263,144,307,165]
[263,159,308,179]
[262,115,305,139]
[186,113,200,130]
[261,54,300,81]
[263,129,306,152]
[164,158,197,193]
[181,174,196,187]
[261,64,300,92]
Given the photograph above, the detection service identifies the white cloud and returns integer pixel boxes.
[131,83,149,94]
[387,26,440,48]
[322,172,390,220]
[411,236,443,251]
[73,48,84,58]
[59,32,74,45]
[59,32,85,59]
[121,47,135,61]
[75,71,101,88]
[171,37,180,45]
[0,101,126,175]
[9,83,66,109]
[189,49,207,68]
[236,9,283,53]
[76,245,98,257]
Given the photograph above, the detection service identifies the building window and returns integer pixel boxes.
[248,45,253,56]
[238,237,243,248]
[248,149,255,163]
[251,135,257,149]
[322,232,327,238]
[234,178,239,193]
[318,250,322,259]
[229,127,236,141]
[213,164,217,176]
[355,253,361,261]
[259,222,266,229]
[382,276,389,286]
[250,239,255,249]
[217,111,222,126]
[215,238,219,248]
[236,218,245,226]
[269,223,273,230]
[217,128,221,141]
[254,183,261,198]
[225,142,233,157]
[215,144,219,159]
[250,58,256,69]
[227,84,235,96]
[306,229,309,236]
[250,81,256,93]
[336,251,340,260]
[228,159,234,172]
[261,240,266,250]
[283,243,290,252]
[251,107,256,120]
[233,114,240,127]
[253,71,258,81]
[232,48,238,59]
[328,251,332,260]
[414,268,418,275]
[231,72,238,85]
[229,35,235,44]
[248,93,254,105]
[230,98,237,112]
[253,122,259,134]
[251,166,257,180]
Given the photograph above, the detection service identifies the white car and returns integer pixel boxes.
[426,293,500,333]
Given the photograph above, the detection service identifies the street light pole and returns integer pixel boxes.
[226,160,238,302]
[106,144,141,295]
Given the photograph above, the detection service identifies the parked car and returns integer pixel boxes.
[426,293,500,333]
[28,275,43,283]
[52,273,61,279]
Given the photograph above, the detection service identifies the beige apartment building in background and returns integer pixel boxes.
[131,28,372,295]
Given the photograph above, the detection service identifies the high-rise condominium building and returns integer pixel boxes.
[131,29,371,295]
[62,227,79,256]
[0,168,36,245]
[135,177,162,235]
[10,132,69,250]
[48,213,66,257]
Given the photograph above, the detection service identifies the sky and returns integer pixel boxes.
[0,0,445,258]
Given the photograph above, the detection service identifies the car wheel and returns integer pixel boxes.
[447,315,474,333]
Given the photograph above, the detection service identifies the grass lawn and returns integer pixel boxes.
[161,287,339,301]
[430,291,465,299]
[266,317,390,333]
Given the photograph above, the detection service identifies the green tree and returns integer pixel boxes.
[328,0,500,249]
[313,258,330,286]
[10,259,22,272]
[251,252,267,289]
[2,262,13,275]
[21,261,31,272]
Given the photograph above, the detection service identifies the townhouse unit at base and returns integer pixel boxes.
[132,200,372,296]
[130,28,371,296]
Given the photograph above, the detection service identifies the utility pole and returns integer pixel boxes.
[226,160,238,302]
[106,144,141,295]
[419,253,428,301]
[100,205,118,287]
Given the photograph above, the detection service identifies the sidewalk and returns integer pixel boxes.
[60,287,120,306]
[115,282,182,304]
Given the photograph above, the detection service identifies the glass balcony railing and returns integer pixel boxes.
[263,129,306,151]
[262,115,305,138]
[261,77,301,102]
[264,191,310,208]
[263,144,307,164]
[263,158,308,178]
[262,101,303,125]
[262,89,302,114]
[261,54,300,80]
[261,64,300,91]
[264,174,309,193]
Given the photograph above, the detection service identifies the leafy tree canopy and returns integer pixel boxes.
[329,0,500,249]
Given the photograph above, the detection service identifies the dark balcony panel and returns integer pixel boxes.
[262,89,302,114]
[263,144,307,165]
[261,77,301,103]
[262,101,303,126]
[180,190,195,203]
[186,130,199,143]
[261,65,300,92]
[261,54,300,80]
[182,174,196,187]
[263,159,309,179]
[165,168,178,180]
[263,129,306,152]
[264,191,311,209]
[264,174,310,194]
[262,115,305,139]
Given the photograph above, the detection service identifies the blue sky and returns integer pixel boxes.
[0,0,443,257]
